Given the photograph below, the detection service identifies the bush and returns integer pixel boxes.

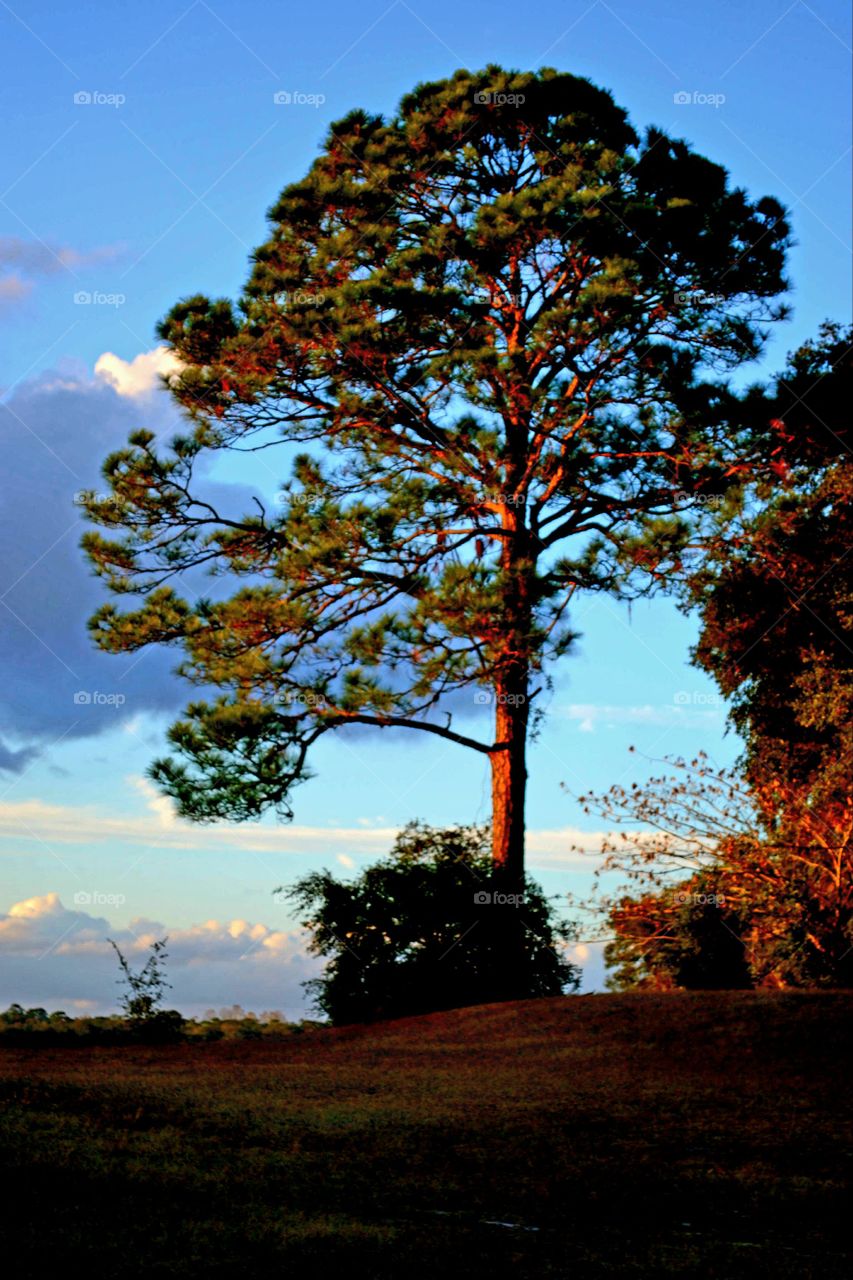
[604,873,753,991]
[283,821,580,1024]
[582,753,853,990]
[130,1008,186,1044]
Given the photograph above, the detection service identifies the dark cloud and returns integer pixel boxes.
[0,362,257,769]
[0,741,41,773]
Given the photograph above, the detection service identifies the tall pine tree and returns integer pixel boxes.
[83,67,789,992]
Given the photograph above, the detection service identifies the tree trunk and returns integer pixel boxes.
[477,348,538,997]
[491,671,529,890]
[486,492,532,1000]
[490,489,532,889]
[487,665,529,1002]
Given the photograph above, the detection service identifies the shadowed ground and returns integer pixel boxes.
[1,991,850,1277]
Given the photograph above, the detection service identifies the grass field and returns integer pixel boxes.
[1,991,851,1277]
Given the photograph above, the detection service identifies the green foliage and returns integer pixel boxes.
[687,322,853,808]
[81,65,790,834]
[582,326,853,992]
[0,1004,69,1026]
[283,822,579,1023]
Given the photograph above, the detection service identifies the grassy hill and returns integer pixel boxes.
[1,991,851,1277]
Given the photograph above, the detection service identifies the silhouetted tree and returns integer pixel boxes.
[109,936,185,1038]
[283,822,579,1022]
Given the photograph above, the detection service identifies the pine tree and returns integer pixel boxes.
[83,67,789,994]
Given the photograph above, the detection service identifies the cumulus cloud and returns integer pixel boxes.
[0,891,110,953]
[0,891,319,1018]
[0,889,609,1014]
[94,345,183,398]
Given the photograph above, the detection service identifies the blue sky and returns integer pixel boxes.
[0,0,850,1015]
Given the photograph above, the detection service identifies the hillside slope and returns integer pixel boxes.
[1,991,851,1277]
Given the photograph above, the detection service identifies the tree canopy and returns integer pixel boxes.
[82,66,790,922]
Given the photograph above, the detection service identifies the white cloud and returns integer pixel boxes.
[525,828,609,865]
[0,892,109,954]
[0,792,400,856]
[0,891,318,1018]
[94,345,183,398]
[0,889,611,1017]
[562,702,724,733]
[0,777,607,870]
[569,940,606,992]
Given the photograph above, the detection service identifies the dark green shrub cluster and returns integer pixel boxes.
[0,1004,322,1047]
[284,822,580,1025]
